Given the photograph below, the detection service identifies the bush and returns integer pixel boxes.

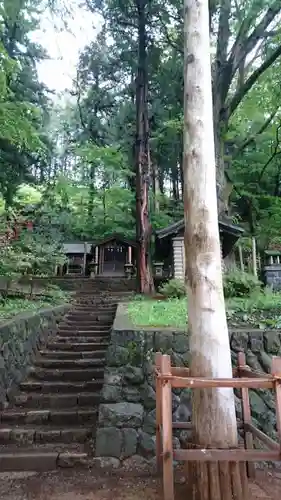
[223,270,262,298]
[159,279,186,298]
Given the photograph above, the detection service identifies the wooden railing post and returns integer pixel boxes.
[238,352,255,478]
[155,352,163,473]
[160,354,174,500]
[271,357,281,460]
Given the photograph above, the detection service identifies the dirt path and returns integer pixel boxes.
[0,468,281,500]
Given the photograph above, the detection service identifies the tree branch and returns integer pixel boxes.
[227,42,281,117]
[159,16,183,54]
[258,122,281,183]
[233,107,279,158]
[229,2,281,77]
[218,2,281,102]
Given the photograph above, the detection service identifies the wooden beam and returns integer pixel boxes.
[169,376,274,389]
[245,423,279,451]
[272,357,281,456]
[173,449,280,462]
[171,366,190,377]
[238,351,255,478]
[155,352,163,473]
[160,355,174,500]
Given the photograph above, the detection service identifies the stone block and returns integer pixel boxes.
[154,331,173,352]
[102,384,122,402]
[104,370,123,385]
[139,431,156,456]
[106,345,129,367]
[143,409,156,434]
[249,332,264,353]
[250,391,268,420]
[124,366,144,384]
[246,351,263,372]
[230,332,249,353]
[57,452,88,468]
[98,402,144,428]
[95,427,122,457]
[122,428,138,458]
[122,386,141,403]
[264,332,281,355]
[141,383,156,409]
[172,333,188,354]
[259,351,272,373]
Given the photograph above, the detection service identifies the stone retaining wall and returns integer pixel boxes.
[95,305,281,467]
[0,305,69,408]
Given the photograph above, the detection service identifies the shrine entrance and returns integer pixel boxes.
[102,241,126,275]
[92,235,136,276]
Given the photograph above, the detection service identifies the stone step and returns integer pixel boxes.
[56,329,111,337]
[0,408,98,426]
[0,425,93,445]
[58,324,111,332]
[71,297,117,306]
[29,366,104,381]
[47,340,108,351]
[68,304,117,310]
[0,443,88,471]
[20,380,103,393]
[62,317,115,326]
[39,349,107,359]
[34,357,105,369]
[64,315,115,324]
[59,321,113,330]
[12,392,101,409]
[71,303,117,309]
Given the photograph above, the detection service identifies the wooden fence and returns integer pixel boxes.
[155,352,281,500]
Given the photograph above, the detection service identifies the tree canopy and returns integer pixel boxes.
[0,0,281,261]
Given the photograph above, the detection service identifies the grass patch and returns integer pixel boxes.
[0,287,70,322]
[128,292,281,329]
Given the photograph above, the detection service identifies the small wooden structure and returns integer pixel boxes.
[59,242,92,276]
[92,234,137,276]
[155,352,281,500]
[154,218,244,280]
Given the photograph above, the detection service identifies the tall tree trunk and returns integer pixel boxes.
[171,164,179,200]
[152,162,160,213]
[183,1,242,498]
[135,0,154,294]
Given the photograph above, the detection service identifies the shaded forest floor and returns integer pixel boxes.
[0,468,280,500]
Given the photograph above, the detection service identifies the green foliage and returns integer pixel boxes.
[0,211,67,286]
[128,298,187,328]
[159,279,186,299]
[128,291,281,329]
[0,287,69,321]
[223,270,262,298]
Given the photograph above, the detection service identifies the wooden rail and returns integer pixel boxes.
[155,351,281,500]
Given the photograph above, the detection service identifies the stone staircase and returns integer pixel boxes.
[0,278,134,472]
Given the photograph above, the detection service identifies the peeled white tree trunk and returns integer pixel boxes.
[183,0,238,452]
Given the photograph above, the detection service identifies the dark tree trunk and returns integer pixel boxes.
[88,164,95,218]
[135,0,154,294]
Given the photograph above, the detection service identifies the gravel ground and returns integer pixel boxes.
[0,467,281,500]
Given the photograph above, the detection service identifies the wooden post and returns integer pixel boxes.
[83,242,87,276]
[155,352,163,473]
[238,352,255,479]
[238,245,244,272]
[95,245,99,266]
[271,357,281,455]
[252,237,257,277]
[128,245,132,265]
[160,355,174,500]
